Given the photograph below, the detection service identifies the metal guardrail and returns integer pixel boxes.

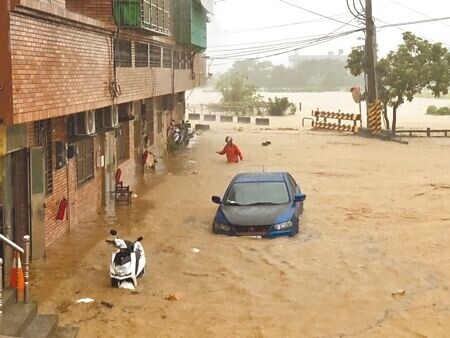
[0,234,31,334]
[395,128,450,137]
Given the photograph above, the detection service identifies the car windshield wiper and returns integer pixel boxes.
[226,200,242,206]
[243,201,281,206]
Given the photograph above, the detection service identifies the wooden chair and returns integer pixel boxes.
[115,182,132,206]
[114,169,132,206]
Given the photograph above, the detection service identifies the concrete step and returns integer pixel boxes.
[2,301,37,337]
[2,289,18,309]
[22,314,58,338]
[48,326,79,338]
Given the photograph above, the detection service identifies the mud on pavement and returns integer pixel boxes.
[31,126,450,337]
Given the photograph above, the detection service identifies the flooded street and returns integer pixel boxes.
[31,121,450,337]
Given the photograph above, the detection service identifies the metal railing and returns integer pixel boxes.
[0,235,30,335]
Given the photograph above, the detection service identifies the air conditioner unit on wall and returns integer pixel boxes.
[74,110,96,136]
[103,106,119,128]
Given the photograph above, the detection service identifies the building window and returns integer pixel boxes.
[150,44,161,68]
[117,123,130,162]
[180,52,186,69]
[76,138,94,187]
[186,52,191,69]
[162,47,172,68]
[173,51,179,69]
[142,0,170,34]
[135,42,149,67]
[115,39,132,67]
[33,120,53,195]
[143,99,154,147]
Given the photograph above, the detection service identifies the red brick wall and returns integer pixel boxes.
[27,118,103,247]
[66,0,114,26]
[0,2,13,123]
[116,68,175,103]
[9,12,113,124]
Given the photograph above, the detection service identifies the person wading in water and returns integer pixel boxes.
[216,136,243,163]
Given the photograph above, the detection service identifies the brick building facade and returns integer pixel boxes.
[0,0,211,264]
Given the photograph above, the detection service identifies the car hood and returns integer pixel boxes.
[221,204,292,226]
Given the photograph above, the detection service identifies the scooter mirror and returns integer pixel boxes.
[137,236,143,241]
[110,229,117,236]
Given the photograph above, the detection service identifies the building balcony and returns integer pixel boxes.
[113,0,171,36]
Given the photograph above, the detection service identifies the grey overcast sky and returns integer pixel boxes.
[206,0,450,73]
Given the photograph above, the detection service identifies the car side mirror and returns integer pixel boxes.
[211,196,222,204]
[294,193,306,202]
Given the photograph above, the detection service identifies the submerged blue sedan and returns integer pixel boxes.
[211,172,306,238]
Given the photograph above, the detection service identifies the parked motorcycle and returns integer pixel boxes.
[106,229,146,289]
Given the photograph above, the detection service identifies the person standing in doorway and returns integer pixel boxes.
[216,136,243,163]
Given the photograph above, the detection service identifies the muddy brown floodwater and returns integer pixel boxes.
[31,120,450,338]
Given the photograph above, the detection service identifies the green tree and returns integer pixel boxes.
[266,97,296,116]
[346,32,450,133]
[214,72,262,113]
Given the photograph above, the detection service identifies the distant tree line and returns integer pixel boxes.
[213,58,363,92]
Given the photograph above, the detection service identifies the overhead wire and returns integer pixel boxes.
[209,13,350,35]
[209,18,361,61]
[279,0,361,29]
[208,2,450,68]
[346,0,365,22]
[387,0,450,28]
[376,17,450,47]
[207,30,357,53]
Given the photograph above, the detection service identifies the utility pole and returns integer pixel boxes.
[365,0,378,129]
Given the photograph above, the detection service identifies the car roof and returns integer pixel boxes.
[232,172,288,183]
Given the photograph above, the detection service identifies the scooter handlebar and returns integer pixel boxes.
[105,240,115,244]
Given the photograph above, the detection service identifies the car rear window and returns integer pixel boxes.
[225,182,290,205]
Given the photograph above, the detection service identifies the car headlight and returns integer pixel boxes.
[273,221,292,230]
[214,222,231,232]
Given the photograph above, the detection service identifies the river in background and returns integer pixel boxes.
[186,88,450,129]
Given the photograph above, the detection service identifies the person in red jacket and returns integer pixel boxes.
[216,136,243,163]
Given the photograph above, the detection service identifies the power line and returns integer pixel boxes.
[207,30,357,53]
[387,0,450,28]
[210,24,360,61]
[279,0,361,29]
[208,33,350,49]
[209,13,351,36]
[376,17,450,47]
[378,16,450,29]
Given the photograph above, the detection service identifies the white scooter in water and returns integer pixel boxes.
[106,229,146,289]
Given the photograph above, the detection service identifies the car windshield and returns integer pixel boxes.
[225,181,290,205]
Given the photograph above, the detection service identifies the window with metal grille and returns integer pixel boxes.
[162,47,172,68]
[33,120,53,195]
[142,0,170,34]
[76,138,94,187]
[117,122,130,162]
[173,51,179,69]
[143,99,154,147]
[149,44,161,67]
[114,39,132,67]
[135,42,149,67]
[186,52,191,69]
[180,52,186,69]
